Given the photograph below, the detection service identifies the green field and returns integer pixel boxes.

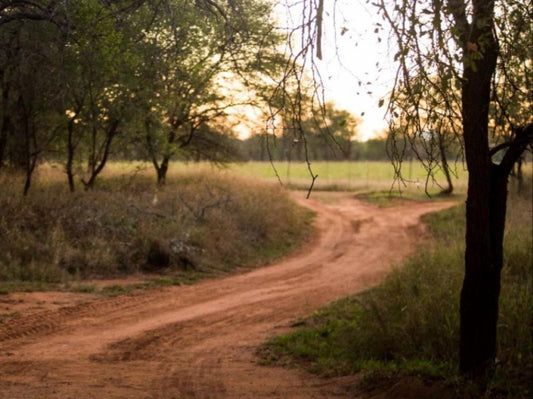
[229,161,468,195]
[34,160,468,197]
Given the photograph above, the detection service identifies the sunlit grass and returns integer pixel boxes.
[225,161,468,195]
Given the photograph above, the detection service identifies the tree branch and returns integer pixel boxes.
[493,123,533,176]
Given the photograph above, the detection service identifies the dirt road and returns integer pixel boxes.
[0,193,455,399]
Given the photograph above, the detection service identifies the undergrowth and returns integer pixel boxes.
[259,183,532,399]
[0,169,313,291]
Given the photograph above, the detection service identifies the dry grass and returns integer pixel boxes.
[0,166,313,291]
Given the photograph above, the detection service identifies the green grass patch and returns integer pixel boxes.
[225,161,468,195]
[354,189,466,207]
[70,284,98,293]
[35,160,468,195]
[0,167,314,291]
[259,187,532,398]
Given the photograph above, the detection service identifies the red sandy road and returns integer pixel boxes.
[0,193,455,399]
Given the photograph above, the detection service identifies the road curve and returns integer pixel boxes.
[0,192,456,398]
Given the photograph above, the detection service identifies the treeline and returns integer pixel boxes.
[0,0,286,193]
[237,135,389,162]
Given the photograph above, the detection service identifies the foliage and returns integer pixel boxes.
[0,167,313,290]
[259,187,532,398]
[0,0,286,191]
[376,0,532,176]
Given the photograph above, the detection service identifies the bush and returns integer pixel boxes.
[0,168,313,287]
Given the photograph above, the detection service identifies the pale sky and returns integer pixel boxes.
[228,1,397,141]
[279,0,397,141]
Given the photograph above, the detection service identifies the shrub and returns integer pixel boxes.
[0,168,313,287]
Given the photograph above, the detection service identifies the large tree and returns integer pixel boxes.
[374,0,533,380]
[138,0,284,185]
[290,0,532,383]
[0,9,66,193]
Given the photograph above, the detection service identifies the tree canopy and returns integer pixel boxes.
[0,0,288,190]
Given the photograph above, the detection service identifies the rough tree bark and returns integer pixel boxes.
[459,0,500,379]
[447,0,533,381]
[0,79,9,170]
[461,14,532,374]
[65,101,84,192]
[438,131,453,195]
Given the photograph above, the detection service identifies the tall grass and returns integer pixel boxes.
[260,182,532,398]
[0,168,313,290]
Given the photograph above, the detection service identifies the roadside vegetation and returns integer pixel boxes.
[259,177,532,399]
[0,166,313,293]
[0,158,461,295]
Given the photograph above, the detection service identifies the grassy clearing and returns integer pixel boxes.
[226,161,468,195]
[53,160,466,196]
[0,167,314,293]
[259,181,532,398]
[1,159,461,294]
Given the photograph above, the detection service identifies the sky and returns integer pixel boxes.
[279,0,398,141]
[228,0,398,141]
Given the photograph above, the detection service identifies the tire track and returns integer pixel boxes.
[0,194,456,399]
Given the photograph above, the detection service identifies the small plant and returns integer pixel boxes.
[71,284,97,293]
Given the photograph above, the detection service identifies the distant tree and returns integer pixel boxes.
[354,139,388,161]
[239,101,360,162]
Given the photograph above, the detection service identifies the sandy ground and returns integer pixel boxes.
[0,192,456,399]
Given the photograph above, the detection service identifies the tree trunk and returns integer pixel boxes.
[82,119,118,190]
[438,132,453,195]
[22,106,39,196]
[0,83,9,170]
[157,155,169,186]
[145,120,169,186]
[0,118,8,169]
[459,0,499,380]
[66,116,76,192]
[460,166,506,379]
